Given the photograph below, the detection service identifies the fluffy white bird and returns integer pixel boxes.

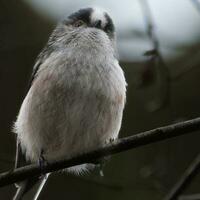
[13,7,126,200]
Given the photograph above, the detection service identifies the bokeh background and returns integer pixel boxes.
[0,0,200,199]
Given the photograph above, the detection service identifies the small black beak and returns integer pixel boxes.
[93,20,102,29]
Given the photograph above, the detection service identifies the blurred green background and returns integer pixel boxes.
[0,0,200,199]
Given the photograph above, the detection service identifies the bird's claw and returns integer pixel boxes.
[38,151,48,176]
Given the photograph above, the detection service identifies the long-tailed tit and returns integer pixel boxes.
[13,7,127,200]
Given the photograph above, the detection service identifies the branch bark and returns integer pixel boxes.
[0,117,200,187]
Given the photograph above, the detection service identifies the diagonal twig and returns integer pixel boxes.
[0,117,200,187]
[140,0,170,111]
[163,153,200,200]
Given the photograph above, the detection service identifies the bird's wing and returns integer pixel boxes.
[14,43,51,170]
[13,48,53,199]
[26,61,41,91]
[14,139,28,169]
[26,43,54,92]
[14,105,49,200]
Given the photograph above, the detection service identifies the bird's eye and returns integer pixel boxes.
[74,20,85,27]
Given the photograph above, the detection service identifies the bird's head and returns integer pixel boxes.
[48,7,116,49]
[65,7,115,39]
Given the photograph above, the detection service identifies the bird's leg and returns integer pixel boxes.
[38,149,48,177]
[98,159,106,177]
[95,138,114,177]
[94,155,111,177]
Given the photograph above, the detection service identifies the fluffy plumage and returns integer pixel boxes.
[13,7,126,199]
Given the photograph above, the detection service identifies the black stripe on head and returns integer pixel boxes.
[104,13,115,37]
[68,8,93,25]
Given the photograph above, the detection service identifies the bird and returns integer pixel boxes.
[13,7,127,200]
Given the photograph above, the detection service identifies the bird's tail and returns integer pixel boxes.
[13,139,49,200]
[33,174,49,200]
[13,181,27,200]
[13,174,49,200]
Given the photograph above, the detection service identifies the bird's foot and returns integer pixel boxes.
[95,156,110,177]
[98,163,105,177]
[94,138,114,177]
[109,138,115,143]
[38,150,48,176]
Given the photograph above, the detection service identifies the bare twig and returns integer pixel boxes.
[163,153,200,200]
[0,117,200,187]
[140,0,170,111]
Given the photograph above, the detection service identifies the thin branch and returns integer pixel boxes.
[163,153,200,200]
[140,0,170,111]
[0,117,200,187]
[140,0,158,50]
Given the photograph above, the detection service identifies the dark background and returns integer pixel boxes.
[0,1,200,199]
